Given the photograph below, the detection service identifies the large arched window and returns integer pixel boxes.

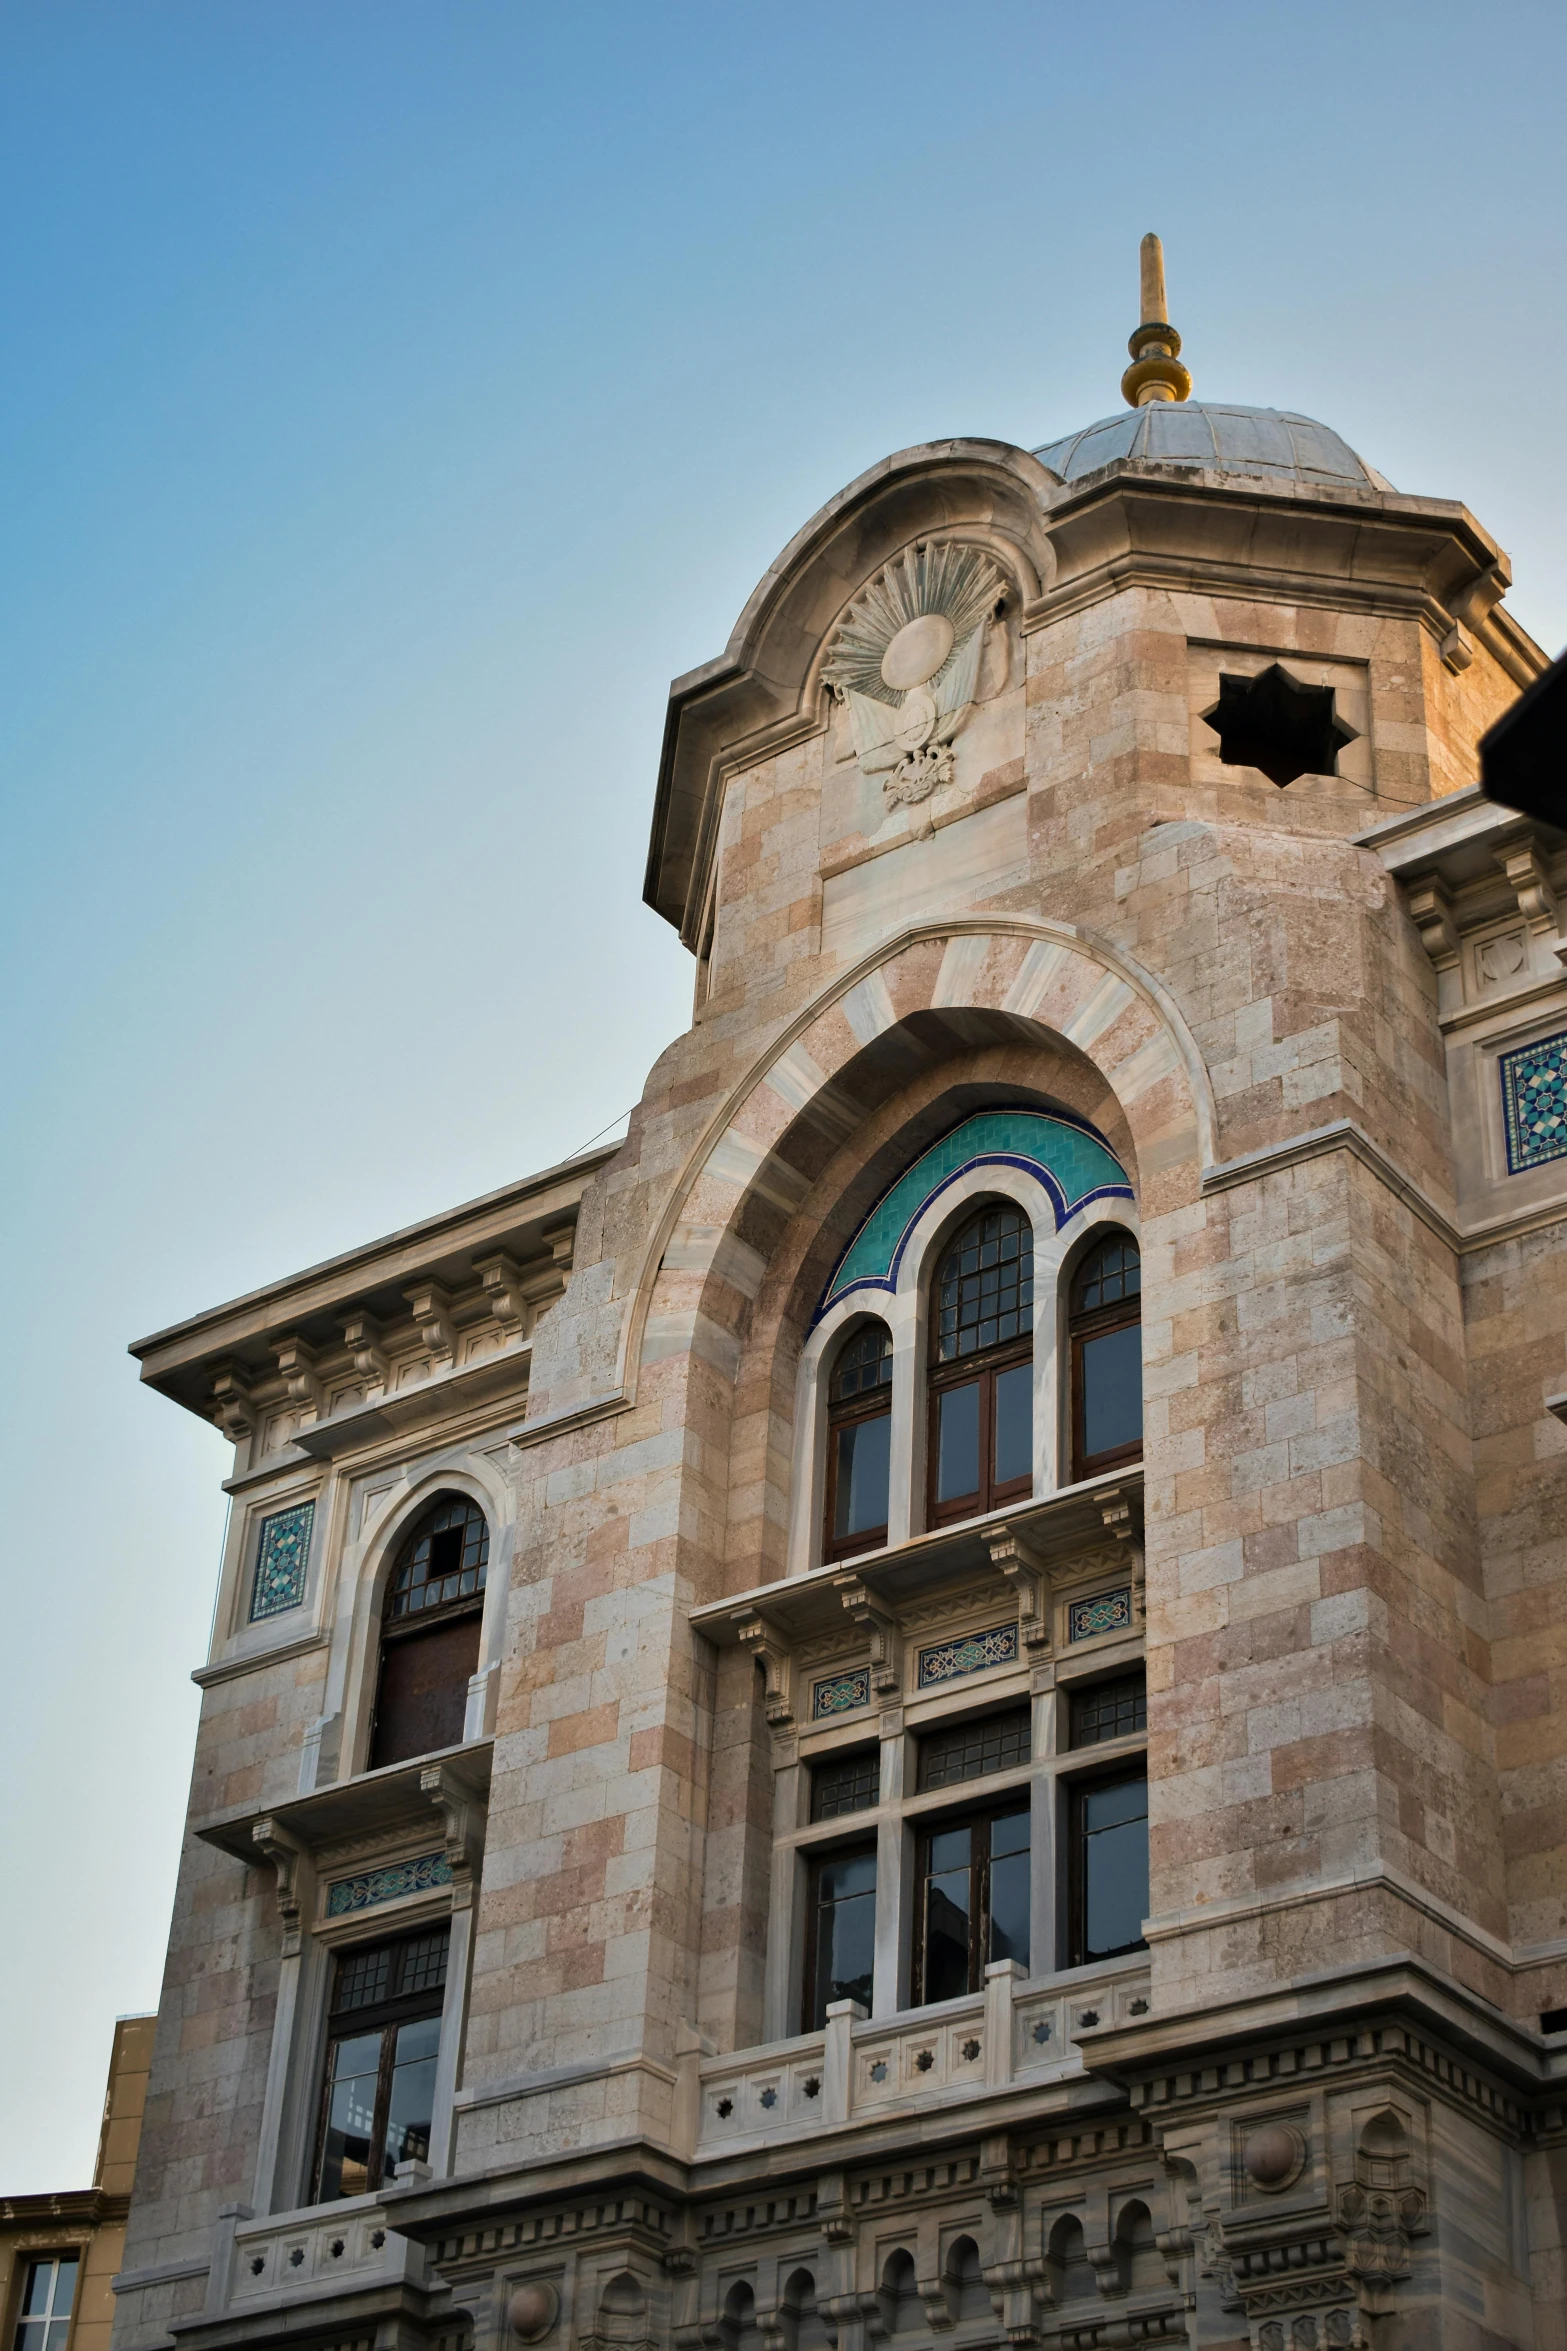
[823,1321,893,1561]
[368,1494,488,1770]
[1069,1232,1142,1480]
[926,1203,1034,1527]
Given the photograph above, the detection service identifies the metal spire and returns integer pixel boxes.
[1121,233,1193,407]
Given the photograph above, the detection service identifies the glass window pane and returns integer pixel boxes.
[936,1381,981,1503]
[1069,1674,1147,1748]
[382,2015,442,2181]
[989,1808,1031,1970]
[1082,1775,1148,1960]
[1081,1322,1142,1460]
[918,1707,1030,1792]
[16,2324,45,2351]
[51,2266,78,2318]
[923,1872,972,2002]
[21,2267,57,2319]
[45,2324,71,2351]
[812,1849,876,2025]
[318,2029,384,2201]
[834,1411,891,1539]
[812,1749,880,1821]
[993,1362,1032,1488]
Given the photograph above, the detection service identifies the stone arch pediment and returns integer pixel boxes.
[626,916,1214,1394]
[645,442,1061,947]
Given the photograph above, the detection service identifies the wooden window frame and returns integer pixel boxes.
[911,1794,1031,2006]
[1065,1763,1149,1968]
[822,1389,893,1562]
[801,1839,877,2032]
[311,1931,449,2203]
[1068,1239,1143,1483]
[926,1338,1033,1528]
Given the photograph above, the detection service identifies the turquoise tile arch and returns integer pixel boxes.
[816,1109,1133,1322]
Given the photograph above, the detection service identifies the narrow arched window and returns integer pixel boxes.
[368,1493,488,1770]
[823,1321,893,1560]
[1069,1232,1142,1480]
[927,1203,1033,1527]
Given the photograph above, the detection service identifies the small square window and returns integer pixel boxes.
[1068,1673,1147,1749]
[917,1705,1031,1793]
[811,1749,881,1822]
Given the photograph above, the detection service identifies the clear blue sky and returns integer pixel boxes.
[2,0,1563,2190]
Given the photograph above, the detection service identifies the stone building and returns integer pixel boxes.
[5,2018,155,2351]
[111,242,1567,2351]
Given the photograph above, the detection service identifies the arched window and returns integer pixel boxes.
[823,1321,893,1560]
[368,1493,488,1770]
[1068,1232,1142,1480]
[927,1204,1033,1527]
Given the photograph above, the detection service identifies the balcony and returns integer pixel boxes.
[692,1954,1151,2157]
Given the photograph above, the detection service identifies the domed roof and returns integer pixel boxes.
[1033,401,1391,493]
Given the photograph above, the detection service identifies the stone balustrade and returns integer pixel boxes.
[694,1955,1151,2152]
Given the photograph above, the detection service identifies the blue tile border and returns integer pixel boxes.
[324,1852,453,1918]
[1067,1587,1133,1643]
[1499,1029,1567,1174]
[917,1622,1019,1688]
[813,1667,871,1720]
[249,1500,315,1622]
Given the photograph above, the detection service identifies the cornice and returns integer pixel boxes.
[1200,1118,1458,1250]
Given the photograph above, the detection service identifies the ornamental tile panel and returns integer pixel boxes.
[324,1852,453,1918]
[918,1622,1018,1688]
[818,1110,1132,1318]
[1067,1587,1133,1643]
[249,1500,315,1622]
[813,1667,871,1720]
[1499,1030,1567,1173]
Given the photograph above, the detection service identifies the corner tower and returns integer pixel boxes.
[116,247,1567,2351]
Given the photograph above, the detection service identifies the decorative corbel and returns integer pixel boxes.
[735,1609,795,1729]
[340,1308,389,1398]
[985,1524,1051,1653]
[1404,876,1460,970]
[272,1334,323,1423]
[209,1361,255,1447]
[834,1575,903,1699]
[1440,556,1511,673]
[474,1252,527,1337]
[250,1817,307,1958]
[1495,832,1561,938]
[405,1280,456,1373]
[419,1763,483,1909]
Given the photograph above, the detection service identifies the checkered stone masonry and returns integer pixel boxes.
[1500,1029,1567,1173]
[249,1500,315,1621]
[918,1623,1018,1688]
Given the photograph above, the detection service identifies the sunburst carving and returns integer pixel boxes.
[824,543,1007,805]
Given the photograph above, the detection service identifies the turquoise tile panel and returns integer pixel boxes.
[818,1110,1132,1319]
[1500,1030,1567,1173]
[249,1500,315,1622]
[324,1852,453,1918]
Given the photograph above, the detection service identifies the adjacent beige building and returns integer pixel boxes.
[4,2020,155,2351]
[110,248,1567,2351]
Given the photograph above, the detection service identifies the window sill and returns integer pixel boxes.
[693,1469,1143,1671]
[193,1739,491,1870]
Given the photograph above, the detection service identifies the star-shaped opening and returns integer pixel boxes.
[1203,663,1357,788]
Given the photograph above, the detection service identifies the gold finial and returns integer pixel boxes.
[1121,232,1193,408]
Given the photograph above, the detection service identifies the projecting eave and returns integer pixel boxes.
[642,437,1062,948]
[129,1139,619,1425]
